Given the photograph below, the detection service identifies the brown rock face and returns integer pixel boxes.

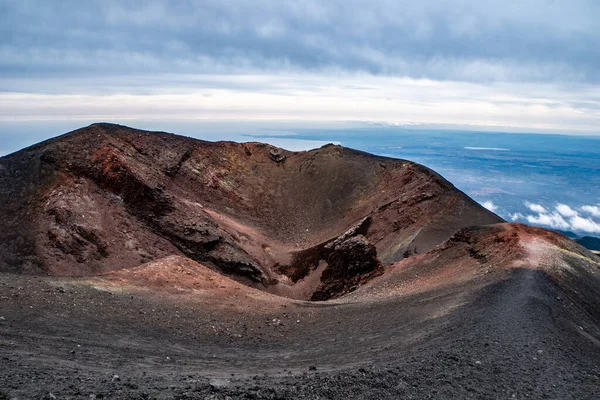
[311,234,382,301]
[0,123,503,299]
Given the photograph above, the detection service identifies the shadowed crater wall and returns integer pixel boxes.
[0,123,502,300]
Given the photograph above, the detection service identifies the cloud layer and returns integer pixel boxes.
[2,1,600,83]
[3,77,599,133]
[482,201,498,213]
[510,202,600,234]
[2,1,600,132]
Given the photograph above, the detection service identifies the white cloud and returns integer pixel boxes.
[3,1,600,135]
[526,212,570,230]
[482,200,498,212]
[555,203,578,218]
[510,212,524,221]
[569,216,600,234]
[525,201,547,214]
[3,75,600,135]
[519,201,600,234]
[581,205,600,217]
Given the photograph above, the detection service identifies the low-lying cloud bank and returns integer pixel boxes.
[482,200,499,213]
[477,199,600,234]
[507,202,600,234]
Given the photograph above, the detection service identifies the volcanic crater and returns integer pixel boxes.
[0,123,502,300]
[1,124,599,399]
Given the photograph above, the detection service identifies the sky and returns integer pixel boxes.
[2,0,600,137]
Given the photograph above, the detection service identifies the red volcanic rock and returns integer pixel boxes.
[0,123,502,299]
[311,234,382,301]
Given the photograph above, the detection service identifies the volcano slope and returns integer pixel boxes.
[0,123,501,299]
[0,124,599,399]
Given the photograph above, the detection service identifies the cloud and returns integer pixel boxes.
[481,200,498,212]
[5,77,600,135]
[569,216,600,234]
[515,201,600,234]
[581,205,600,217]
[509,212,524,221]
[525,212,570,231]
[555,203,578,218]
[464,147,509,151]
[1,0,600,84]
[2,1,600,134]
[525,202,547,214]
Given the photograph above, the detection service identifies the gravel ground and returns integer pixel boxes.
[1,266,599,399]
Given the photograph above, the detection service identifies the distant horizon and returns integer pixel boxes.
[2,119,600,159]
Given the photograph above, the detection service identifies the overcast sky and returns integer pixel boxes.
[2,0,600,133]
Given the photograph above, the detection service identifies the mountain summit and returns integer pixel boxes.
[0,123,501,299]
